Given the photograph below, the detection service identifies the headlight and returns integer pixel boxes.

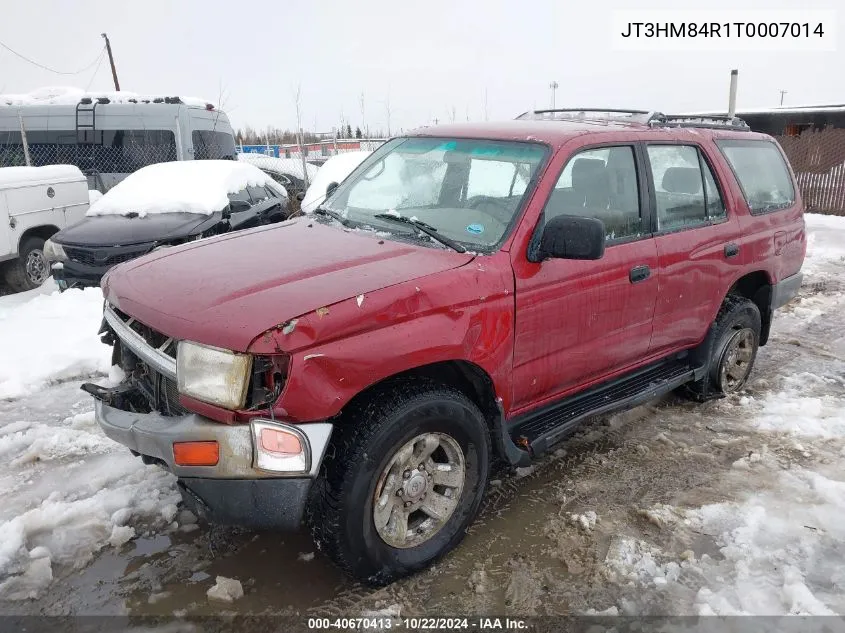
[43,239,68,262]
[177,341,252,409]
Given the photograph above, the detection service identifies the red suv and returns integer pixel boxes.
[88,110,805,584]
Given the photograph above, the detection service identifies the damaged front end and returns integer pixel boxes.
[82,303,287,421]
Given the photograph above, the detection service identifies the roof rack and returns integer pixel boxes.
[647,113,751,130]
[516,108,656,124]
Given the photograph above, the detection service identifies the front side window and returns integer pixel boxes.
[247,185,269,202]
[193,130,237,160]
[325,137,547,249]
[716,139,795,214]
[545,146,642,241]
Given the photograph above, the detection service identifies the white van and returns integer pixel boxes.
[1,88,237,191]
[0,165,89,291]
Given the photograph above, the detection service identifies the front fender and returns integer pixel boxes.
[248,256,516,422]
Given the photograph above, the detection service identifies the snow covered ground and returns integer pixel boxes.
[0,214,843,616]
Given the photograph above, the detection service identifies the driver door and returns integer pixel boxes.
[510,144,659,411]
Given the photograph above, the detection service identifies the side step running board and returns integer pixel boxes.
[509,360,695,458]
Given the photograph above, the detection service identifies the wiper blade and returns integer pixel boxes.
[373,213,466,253]
[314,205,351,226]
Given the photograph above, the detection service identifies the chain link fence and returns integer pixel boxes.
[0,127,237,190]
[776,127,845,216]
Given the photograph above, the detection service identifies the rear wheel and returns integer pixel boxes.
[686,296,761,399]
[307,381,491,584]
[4,237,49,292]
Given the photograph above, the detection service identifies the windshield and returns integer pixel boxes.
[322,137,547,249]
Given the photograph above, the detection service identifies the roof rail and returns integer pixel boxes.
[648,113,751,131]
[516,108,655,123]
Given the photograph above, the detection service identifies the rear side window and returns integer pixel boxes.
[716,140,795,214]
[646,145,727,231]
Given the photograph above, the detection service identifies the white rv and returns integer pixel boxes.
[0,164,89,291]
[0,88,237,191]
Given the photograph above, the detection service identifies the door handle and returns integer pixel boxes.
[724,243,739,258]
[629,265,651,284]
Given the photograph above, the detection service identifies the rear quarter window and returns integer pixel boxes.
[716,139,796,214]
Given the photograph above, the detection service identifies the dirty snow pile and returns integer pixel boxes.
[0,283,111,399]
[0,283,180,601]
[87,160,271,217]
[600,213,845,615]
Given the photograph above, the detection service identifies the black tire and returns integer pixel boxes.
[685,296,761,399]
[306,381,491,585]
[4,237,49,293]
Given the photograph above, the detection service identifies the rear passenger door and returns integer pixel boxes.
[645,143,744,355]
[511,144,658,409]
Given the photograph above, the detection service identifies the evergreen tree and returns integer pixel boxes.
[355,126,362,139]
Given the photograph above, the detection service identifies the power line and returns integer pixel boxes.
[0,40,105,75]
[84,50,107,91]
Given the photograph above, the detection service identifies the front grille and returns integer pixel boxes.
[111,306,176,360]
[121,343,185,416]
[107,304,183,416]
[65,245,151,268]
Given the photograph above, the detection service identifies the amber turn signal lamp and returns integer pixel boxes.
[173,441,219,466]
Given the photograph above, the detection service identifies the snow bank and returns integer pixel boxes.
[301,151,372,213]
[88,190,103,205]
[86,160,271,217]
[237,153,318,181]
[0,287,111,400]
[688,467,845,615]
[752,371,845,438]
[0,165,85,188]
[1,86,213,109]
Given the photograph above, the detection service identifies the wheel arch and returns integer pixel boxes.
[18,225,60,251]
[726,270,772,345]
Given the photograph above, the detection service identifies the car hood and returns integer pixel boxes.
[55,213,213,247]
[103,218,475,351]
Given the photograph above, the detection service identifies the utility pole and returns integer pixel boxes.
[101,33,120,91]
[549,81,559,109]
[779,90,788,106]
[18,110,31,166]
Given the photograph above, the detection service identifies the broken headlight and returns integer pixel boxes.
[176,341,252,409]
[43,239,68,262]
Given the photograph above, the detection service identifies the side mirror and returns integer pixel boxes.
[296,191,305,202]
[539,215,605,261]
[229,199,251,214]
[326,181,339,197]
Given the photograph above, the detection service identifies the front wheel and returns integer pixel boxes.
[307,382,491,584]
[4,237,49,292]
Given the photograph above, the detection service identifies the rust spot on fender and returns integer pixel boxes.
[315,307,330,318]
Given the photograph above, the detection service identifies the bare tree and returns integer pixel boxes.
[359,92,367,139]
[292,83,310,187]
[384,87,392,137]
[449,104,456,123]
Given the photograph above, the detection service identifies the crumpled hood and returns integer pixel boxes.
[103,217,474,351]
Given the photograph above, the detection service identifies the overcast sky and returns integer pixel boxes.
[1,0,842,135]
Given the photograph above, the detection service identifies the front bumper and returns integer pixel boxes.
[95,401,333,529]
[53,260,112,290]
